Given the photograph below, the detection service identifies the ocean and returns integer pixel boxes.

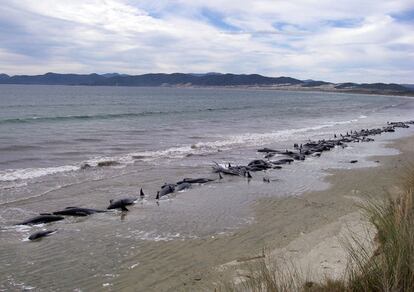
[1,84,414,290]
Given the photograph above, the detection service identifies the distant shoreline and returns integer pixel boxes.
[184,84,414,97]
[0,72,412,97]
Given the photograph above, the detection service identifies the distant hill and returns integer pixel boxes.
[0,72,412,96]
[189,72,223,77]
[402,84,414,90]
[0,72,304,86]
[301,80,331,87]
[0,73,10,80]
[100,73,130,78]
[335,82,410,94]
[1,72,106,85]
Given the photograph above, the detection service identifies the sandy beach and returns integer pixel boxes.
[200,133,414,290]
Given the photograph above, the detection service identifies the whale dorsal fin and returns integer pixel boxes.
[109,199,113,203]
[219,172,223,180]
[156,191,160,200]
[140,188,145,198]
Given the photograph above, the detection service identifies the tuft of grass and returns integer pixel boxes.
[222,258,302,292]
[345,187,414,291]
[221,169,414,292]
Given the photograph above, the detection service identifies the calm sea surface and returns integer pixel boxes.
[1,85,413,291]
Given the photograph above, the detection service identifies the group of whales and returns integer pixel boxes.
[18,120,413,241]
[18,175,223,240]
[212,121,414,178]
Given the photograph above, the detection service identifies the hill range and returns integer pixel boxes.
[0,72,412,96]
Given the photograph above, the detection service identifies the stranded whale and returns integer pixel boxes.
[107,198,137,211]
[17,215,65,225]
[53,207,107,217]
[28,229,57,241]
[156,184,175,200]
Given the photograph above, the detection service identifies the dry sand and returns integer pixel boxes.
[214,134,414,289]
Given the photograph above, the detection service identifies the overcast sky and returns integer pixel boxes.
[0,0,413,83]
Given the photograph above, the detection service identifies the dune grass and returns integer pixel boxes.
[222,170,414,292]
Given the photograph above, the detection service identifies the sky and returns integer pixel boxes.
[0,0,413,83]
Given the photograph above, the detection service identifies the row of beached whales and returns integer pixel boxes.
[20,120,414,241]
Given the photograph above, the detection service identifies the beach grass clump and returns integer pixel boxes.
[220,258,302,292]
[345,186,414,291]
[222,170,414,292]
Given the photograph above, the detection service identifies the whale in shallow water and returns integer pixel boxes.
[156,184,175,200]
[17,215,65,225]
[53,207,107,217]
[177,173,222,185]
[175,182,191,192]
[28,229,57,241]
[177,178,213,184]
[107,197,137,211]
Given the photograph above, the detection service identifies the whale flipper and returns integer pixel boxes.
[121,206,129,212]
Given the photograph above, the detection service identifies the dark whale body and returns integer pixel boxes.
[156,184,175,199]
[17,215,65,225]
[29,230,57,241]
[53,207,107,217]
[177,178,214,184]
[107,198,137,211]
[176,182,191,192]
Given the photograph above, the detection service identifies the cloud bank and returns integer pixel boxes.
[0,0,413,82]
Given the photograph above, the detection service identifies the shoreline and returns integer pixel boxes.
[180,84,414,98]
[209,132,414,289]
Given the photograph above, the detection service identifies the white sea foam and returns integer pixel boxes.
[126,119,357,161]
[0,165,79,182]
[125,230,198,241]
